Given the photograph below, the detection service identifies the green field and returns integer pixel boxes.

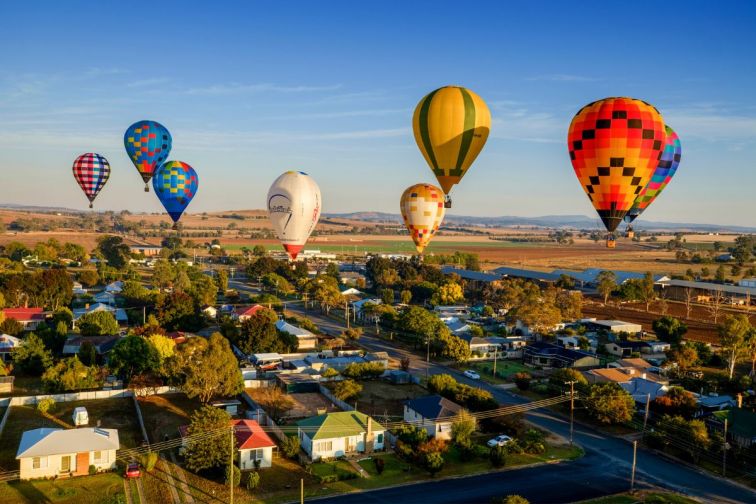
[223,239,547,254]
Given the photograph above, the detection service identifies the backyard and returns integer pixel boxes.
[0,472,125,504]
[137,392,203,442]
[465,359,532,384]
[351,380,428,419]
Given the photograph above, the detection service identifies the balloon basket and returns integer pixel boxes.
[625,229,635,239]
[144,185,150,192]
[444,195,452,209]
[88,203,93,209]
[606,237,617,249]
[172,223,178,231]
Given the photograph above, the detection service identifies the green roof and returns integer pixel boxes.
[727,408,756,439]
[297,411,384,440]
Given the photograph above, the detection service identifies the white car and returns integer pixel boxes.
[487,435,513,448]
[463,370,481,380]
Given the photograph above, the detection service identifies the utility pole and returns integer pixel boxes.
[345,301,350,329]
[426,337,430,380]
[492,346,498,378]
[723,418,728,477]
[143,306,146,325]
[630,440,638,493]
[642,393,650,439]
[300,478,304,504]
[229,426,235,504]
[565,380,577,447]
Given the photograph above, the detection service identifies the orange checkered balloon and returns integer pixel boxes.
[400,183,446,254]
[568,97,666,232]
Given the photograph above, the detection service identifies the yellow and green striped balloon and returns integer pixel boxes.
[412,86,491,196]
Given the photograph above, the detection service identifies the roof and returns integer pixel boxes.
[523,342,597,363]
[662,279,756,296]
[16,427,119,458]
[440,267,500,283]
[297,411,384,440]
[405,395,462,421]
[235,305,265,317]
[73,303,128,322]
[726,408,756,439]
[616,358,653,369]
[0,334,21,351]
[252,353,283,361]
[233,419,277,450]
[698,395,735,408]
[489,266,560,282]
[276,320,315,338]
[620,378,667,401]
[62,335,120,354]
[593,320,640,328]
[2,308,45,322]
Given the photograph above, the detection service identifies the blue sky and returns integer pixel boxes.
[1,1,755,226]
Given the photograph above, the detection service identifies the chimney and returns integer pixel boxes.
[641,373,647,380]
[85,303,90,310]
[737,393,743,408]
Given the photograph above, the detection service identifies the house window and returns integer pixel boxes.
[252,449,263,460]
[316,441,333,452]
[93,451,102,462]
[32,457,40,469]
[376,433,383,444]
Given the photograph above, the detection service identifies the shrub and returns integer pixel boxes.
[282,435,301,459]
[504,439,524,455]
[36,398,55,415]
[245,471,260,490]
[512,372,532,391]
[522,429,546,454]
[225,465,241,486]
[374,457,385,475]
[341,361,385,380]
[141,452,158,472]
[88,464,98,475]
[531,383,549,395]
[319,474,339,483]
[333,379,363,401]
[490,446,507,468]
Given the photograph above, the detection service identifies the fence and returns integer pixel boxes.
[0,384,186,407]
[319,384,354,412]
[241,390,288,443]
[132,394,150,444]
[0,405,11,439]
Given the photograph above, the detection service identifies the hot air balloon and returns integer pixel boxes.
[567,97,666,247]
[152,161,198,229]
[124,120,172,191]
[412,86,490,207]
[267,171,321,260]
[623,125,682,237]
[72,153,110,208]
[400,183,446,254]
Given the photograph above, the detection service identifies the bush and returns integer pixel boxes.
[374,457,385,475]
[141,452,158,472]
[333,379,363,401]
[341,361,385,380]
[89,464,98,475]
[282,435,301,459]
[512,372,532,391]
[522,429,546,454]
[225,465,241,486]
[504,439,524,455]
[531,383,549,395]
[36,398,55,415]
[245,471,260,490]
[490,446,507,467]
[319,474,339,484]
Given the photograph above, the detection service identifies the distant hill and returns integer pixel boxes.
[325,211,756,233]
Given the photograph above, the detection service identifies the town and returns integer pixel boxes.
[0,231,754,504]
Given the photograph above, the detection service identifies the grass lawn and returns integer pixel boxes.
[467,360,531,383]
[0,398,142,472]
[352,380,428,419]
[310,459,359,480]
[578,492,700,504]
[137,393,203,443]
[0,471,125,504]
[2,375,45,397]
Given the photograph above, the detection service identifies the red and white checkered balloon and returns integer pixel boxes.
[72,153,110,208]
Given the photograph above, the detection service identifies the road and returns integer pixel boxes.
[231,278,755,503]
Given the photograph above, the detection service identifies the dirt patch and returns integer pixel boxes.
[284,392,341,419]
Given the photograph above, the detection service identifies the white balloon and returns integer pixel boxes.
[267,171,321,259]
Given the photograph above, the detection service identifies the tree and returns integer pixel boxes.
[433,282,464,305]
[496,497,530,504]
[78,310,119,336]
[12,333,53,375]
[745,328,756,376]
[708,288,724,323]
[683,288,694,319]
[512,292,562,335]
[490,445,507,468]
[184,406,232,472]
[237,308,295,354]
[262,272,294,295]
[379,287,395,305]
[596,271,617,305]
[1,317,24,337]
[96,235,132,270]
[147,334,176,367]
[652,386,697,417]
[585,383,635,424]
[42,355,102,392]
[333,379,362,401]
[555,290,582,320]
[666,344,698,371]
[548,368,588,392]
[342,327,363,341]
[252,245,266,257]
[314,284,344,315]
[418,440,446,476]
[253,386,295,421]
[152,260,175,291]
[78,269,99,288]
[652,316,688,346]
[225,465,241,487]
[718,314,750,379]
[109,335,159,383]
[637,272,656,312]
[450,409,476,449]
[157,291,203,331]
[216,269,229,293]
[512,372,532,391]
[37,397,55,415]
[556,274,575,290]
[281,435,301,459]
[168,333,243,403]
[400,289,412,305]
[78,340,97,366]
[246,471,261,490]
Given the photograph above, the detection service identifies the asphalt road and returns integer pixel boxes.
[232,279,755,503]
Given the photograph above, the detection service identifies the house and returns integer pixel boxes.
[433,305,469,317]
[611,358,655,370]
[276,373,320,393]
[275,320,318,350]
[605,340,648,358]
[16,427,119,480]
[180,420,276,469]
[403,395,462,440]
[714,408,756,448]
[73,303,128,324]
[439,267,500,287]
[234,305,265,322]
[522,342,600,369]
[0,333,21,362]
[442,316,472,336]
[2,308,46,331]
[696,395,736,416]
[489,266,561,285]
[129,245,162,257]
[620,378,668,404]
[297,411,385,461]
[586,366,668,385]
[104,281,123,294]
[201,305,218,319]
[352,298,382,321]
[586,320,643,335]
[72,282,87,295]
[62,335,121,357]
[339,286,363,297]
[93,291,117,305]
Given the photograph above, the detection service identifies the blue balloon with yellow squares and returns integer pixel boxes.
[152,161,198,228]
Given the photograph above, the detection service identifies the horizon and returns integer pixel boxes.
[2,1,756,227]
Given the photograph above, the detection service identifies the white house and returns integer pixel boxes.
[201,305,218,319]
[352,298,382,321]
[275,319,318,350]
[403,395,462,440]
[0,334,21,362]
[93,291,117,305]
[297,411,384,461]
[73,303,128,324]
[16,427,119,480]
[104,281,123,294]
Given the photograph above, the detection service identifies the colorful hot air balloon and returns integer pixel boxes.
[72,153,111,208]
[124,120,172,191]
[400,183,446,254]
[152,161,198,229]
[413,86,490,207]
[567,97,667,245]
[267,171,321,260]
[624,125,682,226]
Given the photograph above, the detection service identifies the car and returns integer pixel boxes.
[486,435,513,448]
[125,462,141,479]
[463,370,481,380]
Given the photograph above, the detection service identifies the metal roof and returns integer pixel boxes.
[17,427,119,459]
[662,279,756,296]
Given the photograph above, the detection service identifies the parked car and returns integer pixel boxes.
[125,462,141,479]
[463,370,481,380]
[486,435,513,448]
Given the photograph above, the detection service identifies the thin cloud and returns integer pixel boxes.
[185,82,342,95]
[127,77,171,88]
[525,74,598,82]
[663,104,756,141]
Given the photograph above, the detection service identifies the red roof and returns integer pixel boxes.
[234,305,264,317]
[2,308,45,322]
[179,419,275,450]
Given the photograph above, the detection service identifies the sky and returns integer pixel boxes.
[1,1,755,226]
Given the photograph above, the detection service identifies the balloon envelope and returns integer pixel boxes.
[400,183,446,254]
[72,153,110,208]
[267,171,321,260]
[567,97,666,232]
[412,86,490,195]
[124,120,172,189]
[625,125,682,224]
[152,161,198,224]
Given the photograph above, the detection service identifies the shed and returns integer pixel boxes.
[276,373,320,394]
[72,407,89,426]
[211,399,242,416]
